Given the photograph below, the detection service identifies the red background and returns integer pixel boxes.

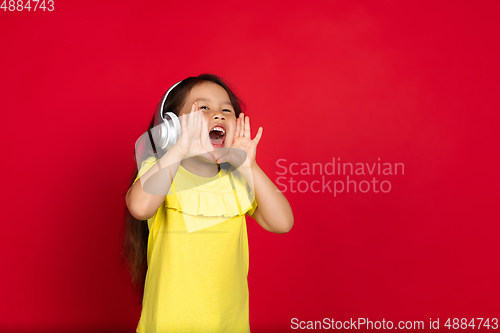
[1,1,499,332]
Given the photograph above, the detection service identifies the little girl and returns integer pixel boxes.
[124,73,294,333]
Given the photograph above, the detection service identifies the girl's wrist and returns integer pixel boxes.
[159,146,187,168]
[171,144,189,159]
[242,158,258,170]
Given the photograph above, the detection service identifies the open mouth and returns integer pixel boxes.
[209,125,226,148]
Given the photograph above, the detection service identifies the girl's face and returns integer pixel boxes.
[178,81,237,150]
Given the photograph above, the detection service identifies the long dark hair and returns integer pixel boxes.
[121,74,245,305]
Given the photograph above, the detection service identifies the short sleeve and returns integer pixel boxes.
[245,198,258,218]
[133,156,160,185]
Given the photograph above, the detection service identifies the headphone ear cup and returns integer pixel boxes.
[149,122,168,152]
[150,81,183,152]
[151,113,181,152]
[166,112,182,141]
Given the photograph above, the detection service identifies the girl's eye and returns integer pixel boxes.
[199,106,233,113]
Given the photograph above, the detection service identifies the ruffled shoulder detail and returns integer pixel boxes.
[165,165,255,217]
[134,156,160,185]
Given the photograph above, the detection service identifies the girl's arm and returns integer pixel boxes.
[217,113,294,234]
[126,147,185,221]
[240,164,294,234]
[127,105,208,221]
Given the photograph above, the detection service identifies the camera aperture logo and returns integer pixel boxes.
[275,158,404,196]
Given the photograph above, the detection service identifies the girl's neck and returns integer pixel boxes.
[180,157,220,178]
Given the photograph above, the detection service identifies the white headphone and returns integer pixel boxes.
[150,81,183,152]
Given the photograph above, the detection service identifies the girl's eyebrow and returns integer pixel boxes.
[195,98,233,106]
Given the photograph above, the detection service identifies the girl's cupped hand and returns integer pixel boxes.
[216,113,263,169]
[172,102,213,159]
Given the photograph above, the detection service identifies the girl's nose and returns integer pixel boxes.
[212,111,225,120]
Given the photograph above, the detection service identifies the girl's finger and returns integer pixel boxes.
[194,109,200,130]
[193,104,198,125]
[234,115,241,139]
[244,116,251,138]
[188,103,196,127]
[199,111,206,136]
[194,108,200,130]
[253,127,263,145]
[181,111,187,129]
[200,115,211,145]
[239,113,245,137]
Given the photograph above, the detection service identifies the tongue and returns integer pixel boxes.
[209,131,225,146]
[211,137,224,145]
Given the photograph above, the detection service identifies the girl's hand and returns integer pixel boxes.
[216,113,263,168]
[172,102,212,158]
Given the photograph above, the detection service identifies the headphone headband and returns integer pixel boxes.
[153,80,183,129]
[160,81,182,121]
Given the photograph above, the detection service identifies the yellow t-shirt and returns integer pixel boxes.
[133,156,257,333]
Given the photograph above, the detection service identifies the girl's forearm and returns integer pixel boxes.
[126,148,185,221]
[239,163,294,233]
